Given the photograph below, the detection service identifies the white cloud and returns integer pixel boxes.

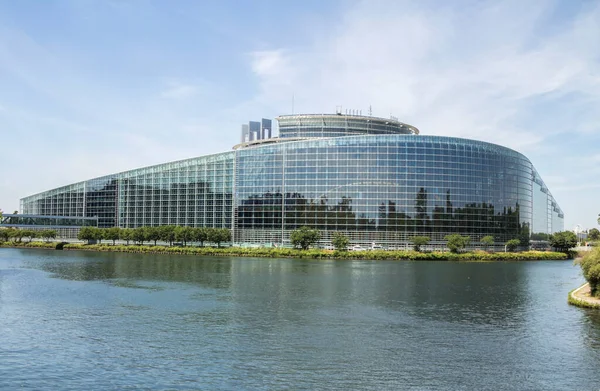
[161,82,198,100]
[240,0,600,228]
[0,0,599,229]
[246,0,600,153]
[250,50,290,78]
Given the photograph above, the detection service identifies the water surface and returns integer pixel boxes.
[1,248,598,390]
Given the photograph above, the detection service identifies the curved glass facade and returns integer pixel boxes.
[20,115,563,246]
[234,135,562,246]
[277,114,419,139]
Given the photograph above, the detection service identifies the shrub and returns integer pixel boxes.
[579,247,600,296]
[549,231,577,252]
[444,234,470,253]
[505,239,520,252]
[290,227,321,250]
[481,235,494,251]
[410,236,430,252]
[104,227,121,245]
[332,233,349,251]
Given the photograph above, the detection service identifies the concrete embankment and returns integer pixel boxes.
[569,283,600,309]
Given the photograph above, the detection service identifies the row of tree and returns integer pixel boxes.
[291,227,578,253]
[77,226,232,247]
[0,228,57,242]
[579,214,600,297]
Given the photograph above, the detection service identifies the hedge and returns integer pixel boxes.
[0,241,568,261]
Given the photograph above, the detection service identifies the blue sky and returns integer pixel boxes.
[0,0,598,230]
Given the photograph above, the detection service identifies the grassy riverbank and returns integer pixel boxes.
[0,241,569,261]
[568,284,600,309]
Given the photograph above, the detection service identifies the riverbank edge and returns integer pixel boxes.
[0,241,570,261]
[568,283,600,309]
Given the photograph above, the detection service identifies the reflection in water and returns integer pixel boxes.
[17,251,563,331]
[2,248,600,390]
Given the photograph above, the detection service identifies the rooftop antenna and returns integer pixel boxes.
[369,105,372,116]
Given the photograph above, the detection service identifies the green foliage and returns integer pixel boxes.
[159,226,176,246]
[207,228,231,248]
[410,236,430,252]
[0,228,9,242]
[290,226,321,250]
[40,229,57,242]
[579,248,600,296]
[588,228,600,241]
[78,226,95,244]
[481,235,494,251]
[518,226,531,249]
[193,227,209,247]
[505,239,520,252]
[568,287,600,309]
[331,232,350,251]
[2,240,568,261]
[9,228,25,242]
[119,228,134,245]
[549,231,578,252]
[174,226,194,246]
[444,234,470,253]
[104,227,121,245]
[132,227,148,245]
[145,226,161,246]
[20,229,36,242]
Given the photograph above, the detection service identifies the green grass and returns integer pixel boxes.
[0,241,569,261]
[568,285,600,309]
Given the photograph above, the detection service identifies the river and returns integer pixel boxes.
[1,248,599,390]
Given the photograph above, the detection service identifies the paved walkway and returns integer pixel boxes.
[570,283,600,308]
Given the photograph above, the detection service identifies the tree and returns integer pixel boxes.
[505,239,520,252]
[207,228,231,248]
[22,229,36,242]
[549,231,577,252]
[105,227,121,245]
[444,234,470,253]
[146,226,161,246]
[290,226,321,250]
[44,230,57,242]
[119,228,134,245]
[39,230,55,242]
[193,227,209,247]
[518,226,531,249]
[0,229,9,242]
[410,236,430,252]
[580,248,600,296]
[12,229,25,242]
[481,235,494,251]
[174,226,194,246]
[88,227,104,244]
[588,228,600,241]
[132,227,148,245]
[77,227,95,244]
[332,232,350,251]
[159,225,176,246]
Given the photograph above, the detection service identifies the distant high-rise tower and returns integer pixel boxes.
[241,124,249,143]
[261,118,272,139]
[249,121,261,141]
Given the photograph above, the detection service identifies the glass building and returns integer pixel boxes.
[20,113,563,247]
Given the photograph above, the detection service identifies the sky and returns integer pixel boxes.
[0,0,598,230]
